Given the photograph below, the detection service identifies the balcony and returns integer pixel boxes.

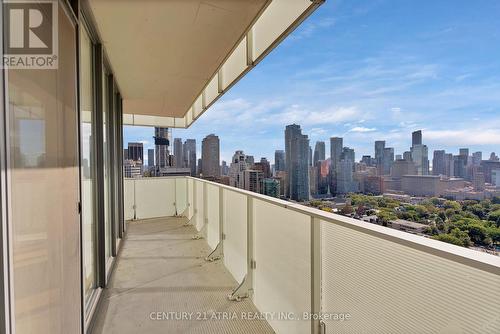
[94,176,500,334]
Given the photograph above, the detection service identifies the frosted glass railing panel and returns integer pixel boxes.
[206,183,220,250]
[204,74,219,108]
[175,177,187,215]
[321,220,500,333]
[123,178,135,220]
[192,95,203,118]
[223,189,247,283]
[187,178,194,220]
[252,0,311,61]
[134,178,175,219]
[253,199,311,334]
[194,180,205,232]
[221,38,247,90]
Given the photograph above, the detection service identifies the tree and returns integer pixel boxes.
[340,205,354,216]
[444,200,461,211]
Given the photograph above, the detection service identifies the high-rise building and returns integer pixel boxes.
[336,160,358,194]
[285,124,310,201]
[127,142,144,164]
[330,137,343,167]
[243,170,263,193]
[262,178,280,198]
[147,149,154,167]
[313,141,325,165]
[309,146,313,167]
[459,148,469,157]
[173,138,183,167]
[330,137,343,193]
[472,151,482,165]
[221,161,229,176]
[375,140,385,175]
[255,157,271,178]
[454,154,468,179]
[403,151,412,161]
[245,155,254,166]
[411,144,429,175]
[342,147,355,163]
[201,134,220,178]
[183,139,196,176]
[154,127,170,169]
[444,153,454,177]
[492,169,500,186]
[274,150,285,172]
[229,150,248,188]
[412,130,422,147]
[382,147,394,175]
[390,159,417,178]
[432,150,446,176]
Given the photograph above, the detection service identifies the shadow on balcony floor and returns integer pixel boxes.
[91,216,274,334]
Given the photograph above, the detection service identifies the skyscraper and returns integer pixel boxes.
[154,127,170,169]
[173,138,183,167]
[147,149,154,167]
[229,150,248,188]
[336,160,358,194]
[330,137,343,167]
[201,134,220,178]
[375,140,385,175]
[412,130,422,147]
[411,144,430,175]
[432,150,446,176]
[127,142,144,164]
[274,150,285,172]
[330,137,343,194]
[313,141,326,165]
[410,130,429,175]
[382,147,394,175]
[285,124,310,201]
[183,139,196,176]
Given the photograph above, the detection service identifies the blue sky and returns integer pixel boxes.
[125,0,500,165]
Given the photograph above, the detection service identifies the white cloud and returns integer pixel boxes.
[425,128,500,146]
[349,126,377,133]
[277,105,365,126]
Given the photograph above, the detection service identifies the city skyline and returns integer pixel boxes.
[124,0,500,164]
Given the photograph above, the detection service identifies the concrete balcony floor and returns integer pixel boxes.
[92,217,274,334]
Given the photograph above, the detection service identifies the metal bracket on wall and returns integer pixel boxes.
[205,241,223,262]
[192,218,207,240]
[228,275,253,302]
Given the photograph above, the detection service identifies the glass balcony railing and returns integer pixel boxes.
[124,176,500,334]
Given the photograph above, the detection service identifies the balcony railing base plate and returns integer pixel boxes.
[228,275,252,302]
[205,242,223,262]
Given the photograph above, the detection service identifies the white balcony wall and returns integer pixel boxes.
[321,220,500,333]
[206,183,220,250]
[223,189,248,283]
[125,178,176,220]
[194,181,205,232]
[124,179,135,220]
[253,199,311,334]
[123,176,500,334]
[175,178,188,215]
[187,178,195,220]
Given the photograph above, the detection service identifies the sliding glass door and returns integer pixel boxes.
[79,23,97,308]
[5,3,81,333]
